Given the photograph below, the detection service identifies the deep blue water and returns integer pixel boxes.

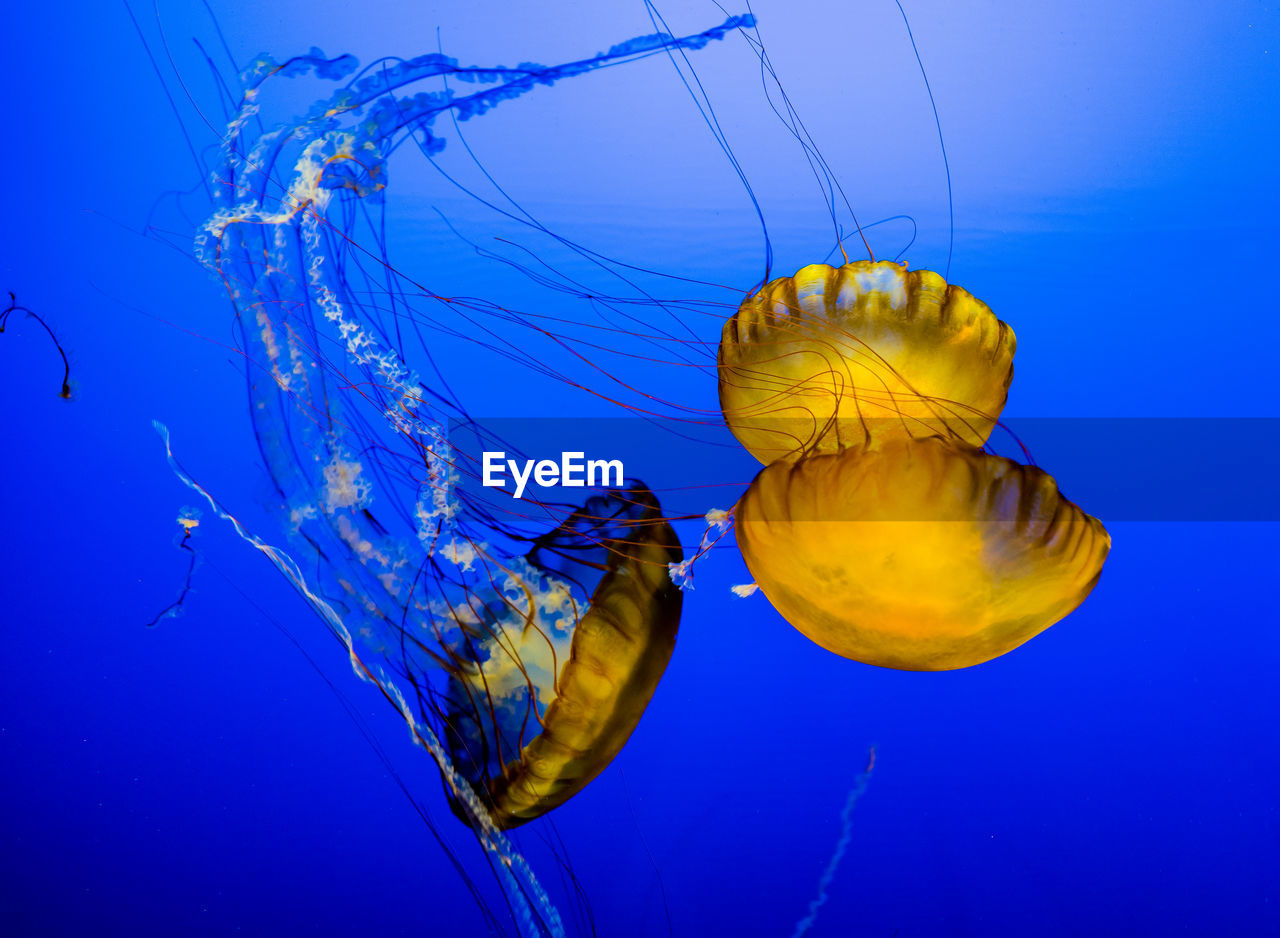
[4,2,1277,936]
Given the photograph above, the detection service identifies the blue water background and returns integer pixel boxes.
[3,1,1277,935]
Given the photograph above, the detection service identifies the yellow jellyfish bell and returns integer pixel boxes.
[444,485,683,828]
[735,436,1110,671]
[719,260,1016,464]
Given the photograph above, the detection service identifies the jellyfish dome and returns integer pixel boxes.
[719,260,1016,464]
[734,435,1110,671]
[442,485,682,829]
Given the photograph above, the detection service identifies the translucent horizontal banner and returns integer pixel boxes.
[444,418,1280,522]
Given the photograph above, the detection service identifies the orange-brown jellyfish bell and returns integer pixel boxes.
[735,437,1109,671]
[719,260,1016,464]
[441,484,682,828]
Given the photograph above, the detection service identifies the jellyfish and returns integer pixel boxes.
[169,17,753,935]
[716,250,1108,670]
[145,1,1110,931]
[719,260,1016,464]
[734,434,1110,670]
[438,484,682,829]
